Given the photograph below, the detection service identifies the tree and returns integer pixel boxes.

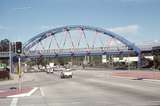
[37,55,46,66]
[0,39,10,52]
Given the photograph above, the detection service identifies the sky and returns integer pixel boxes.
[0,0,160,44]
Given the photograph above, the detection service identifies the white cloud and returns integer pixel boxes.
[13,7,32,11]
[0,25,7,30]
[108,25,139,35]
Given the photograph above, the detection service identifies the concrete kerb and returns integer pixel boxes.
[112,76,160,82]
[7,87,38,98]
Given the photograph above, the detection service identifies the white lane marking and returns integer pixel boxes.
[8,93,27,98]
[71,101,81,104]
[10,98,18,106]
[26,87,38,96]
[40,87,45,96]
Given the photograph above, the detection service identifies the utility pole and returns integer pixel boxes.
[128,51,130,71]
[9,42,12,74]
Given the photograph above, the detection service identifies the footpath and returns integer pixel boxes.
[0,73,37,98]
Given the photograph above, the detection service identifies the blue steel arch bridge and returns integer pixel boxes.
[22,25,142,66]
[1,25,151,66]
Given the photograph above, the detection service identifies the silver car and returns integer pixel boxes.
[60,70,73,78]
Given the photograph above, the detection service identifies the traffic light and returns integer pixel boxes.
[16,42,22,54]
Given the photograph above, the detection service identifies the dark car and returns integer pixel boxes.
[0,68,10,80]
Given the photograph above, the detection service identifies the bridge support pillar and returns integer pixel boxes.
[83,56,89,65]
[138,52,142,69]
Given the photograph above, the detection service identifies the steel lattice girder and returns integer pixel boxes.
[23,25,141,54]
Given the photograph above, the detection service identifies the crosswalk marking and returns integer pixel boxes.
[10,98,18,106]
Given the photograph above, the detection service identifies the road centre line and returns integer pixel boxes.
[40,87,45,96]
[10,98,18,106]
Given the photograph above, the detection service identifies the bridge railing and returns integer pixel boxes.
[0,52,10,57]
[26,42,160,55]
[27,46,129,56]
[137,42,160,51]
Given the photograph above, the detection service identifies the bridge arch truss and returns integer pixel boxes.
[24,25,140,52]
[23,25,141,66]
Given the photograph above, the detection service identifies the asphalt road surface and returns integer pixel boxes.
[1,70,160,106]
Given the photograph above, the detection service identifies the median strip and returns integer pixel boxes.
[8,87,38,98]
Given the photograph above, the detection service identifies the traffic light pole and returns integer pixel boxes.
[15,41,23,91]
[18,56,22,91]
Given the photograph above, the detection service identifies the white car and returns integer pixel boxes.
[60,70,73,78]
[46,68,53,73]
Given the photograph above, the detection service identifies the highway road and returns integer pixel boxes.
[0,70,160,106]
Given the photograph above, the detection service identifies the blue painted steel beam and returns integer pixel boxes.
[23,25,141,67]
[23,25,141,54]
[24,51,136,59]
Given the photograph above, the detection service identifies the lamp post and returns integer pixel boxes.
[9,42,12,74]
